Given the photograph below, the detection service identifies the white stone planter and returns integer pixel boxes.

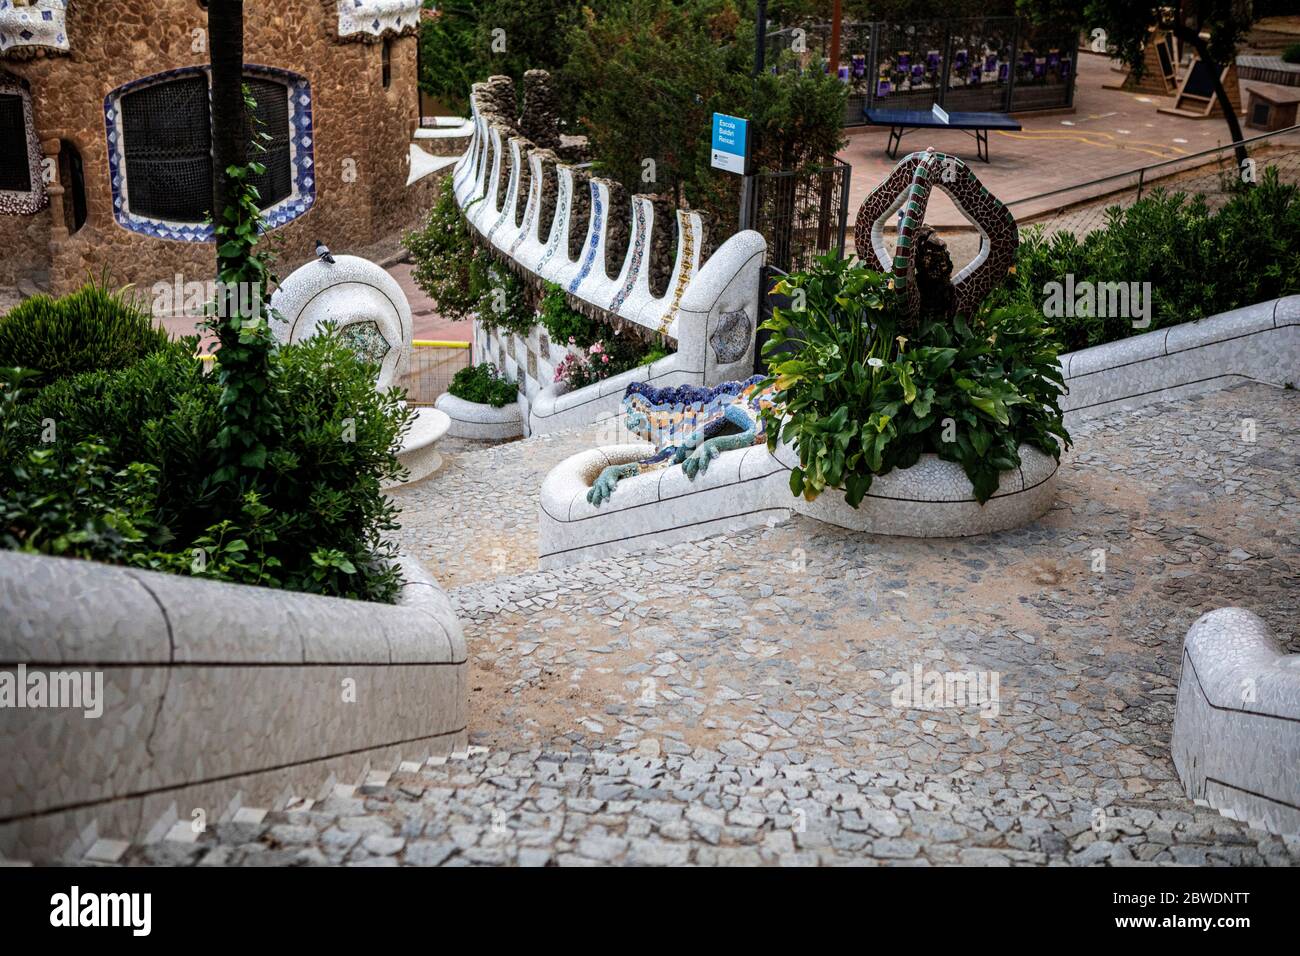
[435,392,524,441]
[539,439,1057,568]
[0,551,466,862]
[1172,608,1300,836]
[774,441,1059,537]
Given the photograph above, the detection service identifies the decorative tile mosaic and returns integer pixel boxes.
[339,320,392,367]
[0,0,69,56]
[0,74,46,216]
[103,64,315,243]
[568,181,603,293]
[509,155,543,255]
[335,0,421,39]
[487,138,522,244]
[710,309,751,365]
[608,199,647,314]
[534,172,570,273]
[855,149,1017,319]
[657,210,696,335]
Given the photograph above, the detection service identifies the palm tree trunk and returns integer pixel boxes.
[209,0,247,267]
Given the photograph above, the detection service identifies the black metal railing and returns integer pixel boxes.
[765,17,1077,126]
[747,158,851,274]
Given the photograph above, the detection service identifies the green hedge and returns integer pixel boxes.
[2,327,411,603]
[996,168,1300,351]
[0,282,170,389]
[448,362,518,407]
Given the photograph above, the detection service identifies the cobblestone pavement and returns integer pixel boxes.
[120,383,1297,866]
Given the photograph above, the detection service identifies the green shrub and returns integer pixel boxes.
[3,329,411,603]
[478,262,535,338]
[1283,43,1300,65]
[538,281,599,347]
[762,254,1070,505]
[404,177,490,323]
[0,281,171,388]
[997,168,1300,350]
[448,362,518,407]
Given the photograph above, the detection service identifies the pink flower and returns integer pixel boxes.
[602,354,609,363]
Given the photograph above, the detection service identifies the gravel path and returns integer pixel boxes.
[113,382,1300,866]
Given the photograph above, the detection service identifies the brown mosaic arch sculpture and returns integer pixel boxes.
[853,147,1017,318]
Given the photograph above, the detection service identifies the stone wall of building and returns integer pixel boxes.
[0,1,437,297]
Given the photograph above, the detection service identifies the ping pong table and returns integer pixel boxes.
[862,107,1023,163]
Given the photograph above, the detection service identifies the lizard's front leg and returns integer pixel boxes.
[587,463,643,505]
[682,404,757,479]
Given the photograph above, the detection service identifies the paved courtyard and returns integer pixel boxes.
[120,382,1300,866]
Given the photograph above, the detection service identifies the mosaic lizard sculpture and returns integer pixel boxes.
[854,147,1018,320]
[587,375,780,505]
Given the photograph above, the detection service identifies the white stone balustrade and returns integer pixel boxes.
[451,83,765,436]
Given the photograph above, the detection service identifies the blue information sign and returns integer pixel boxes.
[711,113,749,174]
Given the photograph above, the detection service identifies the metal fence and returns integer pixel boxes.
[746,158,851,274]
[1007,125,1300,241]
[400,340,470,405]
[766,17,1077,127]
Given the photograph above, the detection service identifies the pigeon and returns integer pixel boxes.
[315,240,335,264]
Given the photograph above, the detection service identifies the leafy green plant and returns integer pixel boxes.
[405,176,491,323]
[448,362,518,407]
[478,262,535,338]
[997,168,1300,350]
[0,280,170,389]
[4,328,411,603]
[762,254,1070,506]
[206,83,283,487]
[539,281,609,347]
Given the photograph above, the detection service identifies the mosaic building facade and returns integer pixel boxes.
[0,0,437,293]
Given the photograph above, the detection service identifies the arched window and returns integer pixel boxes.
[0,74,45,216]
[58,140,87,234]
[0,92,31,193]
[106,65,314,240]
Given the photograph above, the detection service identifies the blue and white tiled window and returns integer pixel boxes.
[104,64,314,242]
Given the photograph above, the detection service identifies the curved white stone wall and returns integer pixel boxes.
[1172,608,1300,836]
[454,82,766,436]
[0,550,466,861]
[539,440,1058,568]
[1059,295,1299,421]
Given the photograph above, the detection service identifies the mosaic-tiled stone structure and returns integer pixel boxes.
[452,76,765,437]
[334,0,421,40]
[269,254,410,389]
[587,376,779,505]
[0,0,69,57]
[854,148,1017,319]
[1172,608,1300,836]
